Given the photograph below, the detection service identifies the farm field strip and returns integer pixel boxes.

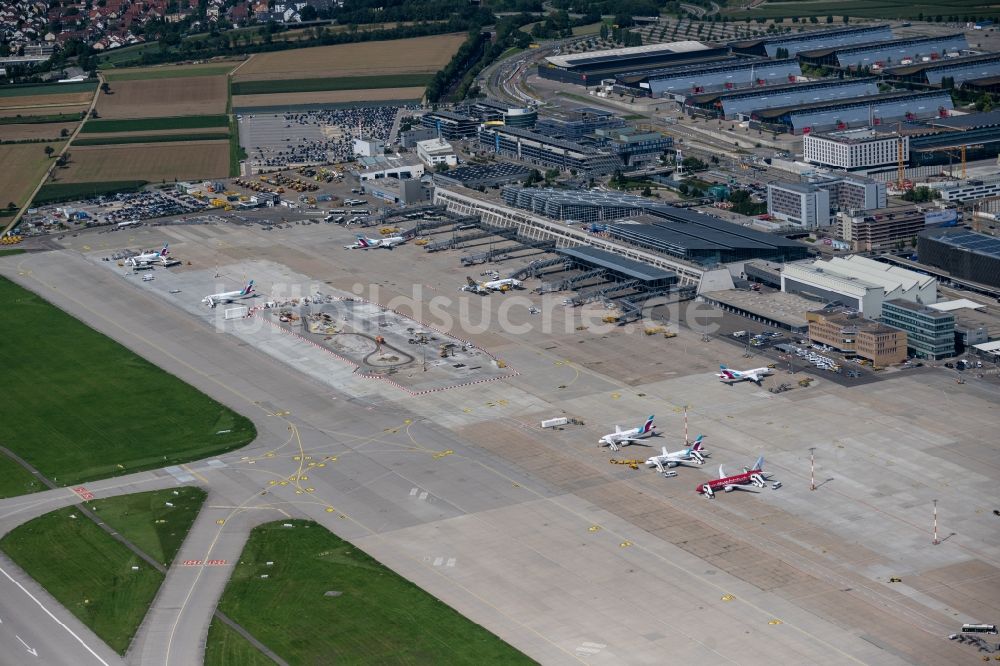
[57,141,230,183]
[232,87,426,109]
[96,76,228,119]
[230,73,433,95]
[102,62,242,81]
[0,141,67,209]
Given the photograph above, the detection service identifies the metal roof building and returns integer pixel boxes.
[616,58,799,97]
[799,34,969,69]
[538,41,726,85]
[559,246,677,288]
[752,90,954,135]
[883,53,1000,87]
[609,207,809,265]
[918,228,1000,289]
[907,110,1000,166]
[687,78,879,120]
[730,24,893,58]
[501,187,657,223]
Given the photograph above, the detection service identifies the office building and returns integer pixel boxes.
[420,111,478,140]
[367,178,428,205]
[807,307,908,365]
[804,128,909,170]
[880,299,955,359]
[533,107,625,140]
[478,125,621,176]
[352,138,385,158]
[767,181,831,228]
[593,127,673,168]
[398,127,437,148]
[416,137,457,167]
[934,174,1000,203]
[840,206,925,252]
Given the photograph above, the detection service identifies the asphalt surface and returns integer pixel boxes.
[1,230,998,666]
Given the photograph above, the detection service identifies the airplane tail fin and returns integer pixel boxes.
[692,436,704,451]
[356,235,369,247]
[641,415,655,433]
[662,446,669,456]
[753,455,764,471]
[242,280,254,295]
[160,243,169,257]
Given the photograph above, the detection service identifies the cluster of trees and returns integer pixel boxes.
[427,13,535,103]
[902,186,941,203]
[530,10,601,39]
[681,156,707,172]
[726,189,766,216]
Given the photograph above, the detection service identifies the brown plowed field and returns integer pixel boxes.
[96,77,228,118]
[232,87,425,108]
[232,34,465,82]
[0,123,79,141]
[57,141,230,182]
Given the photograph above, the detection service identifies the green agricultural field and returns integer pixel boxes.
[0,112,85,125]
[81,115,230,133]
[0,488,206,654]
[0,451,43,498]
[87,487,207,566]
[0,81,97,97]
[102,65,238,82]
[204,619,274,666]
[0,276,255,485]
[231,73,433,96]
[32,180,149,205]
[727,0,1000,20]
[229,116,246,177]
[213,520,535,665]
[73,133,231,146]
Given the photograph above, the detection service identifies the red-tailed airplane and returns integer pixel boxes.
[696,456,767,498]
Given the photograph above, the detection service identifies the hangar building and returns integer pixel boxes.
[686,78,879,120]
[730,24,893,58]
[615,58,798,98]
[798,34,968,70]
[538,41,724,86]
[751,90,954,135]
[883,53,1000,88]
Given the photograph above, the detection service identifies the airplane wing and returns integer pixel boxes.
[745,372,760,382]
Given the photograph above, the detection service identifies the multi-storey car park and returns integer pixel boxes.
[730,24,893,58]
[918,228,1000,290]
[750,89,954,135]
[883,53,1000,88]
[686,78,879,120]
[613,57,799,98]
[797,34,969,70]
[501,186,657,223]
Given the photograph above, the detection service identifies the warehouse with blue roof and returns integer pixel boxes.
[884,53,1000,88]
[752,90,954,135]
[730,24,893,58]
[615,58,799,97]
[799,34,968,70]
[686,78,879,120]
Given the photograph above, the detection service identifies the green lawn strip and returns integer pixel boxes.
[73,133,230,146]
[33,180,149,205]
[0,82,97,97]
[0,276,255,486]
[0,506,164,654]
[86,487,207,566]
[0,451,44,498]
[102,65,237,82]
[0,113,85,125]
[81,115,230,133]
[231,73,432,96]
[214,520,536,664]
[204,618,275,666]
[0,248,26,256]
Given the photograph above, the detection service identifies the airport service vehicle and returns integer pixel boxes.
[716,364,774,385]
[696,456,768,498]
[117,220,142,229]
[128,243,169,267]
[202,280,254,308]
[645,436,707,473]
[344,234,405,250]
[599,415,656,452]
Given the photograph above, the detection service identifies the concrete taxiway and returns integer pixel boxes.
[1,223,999,665]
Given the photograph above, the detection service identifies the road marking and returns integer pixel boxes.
[16,635,38,657]
[0,565,108,665]
[72,486,95,501]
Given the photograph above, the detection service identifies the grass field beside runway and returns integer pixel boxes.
[204,618,274,666]
[0,276,255,486]
[0,452,43,498]
[0,488,206,654]
[212,520,536,664]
